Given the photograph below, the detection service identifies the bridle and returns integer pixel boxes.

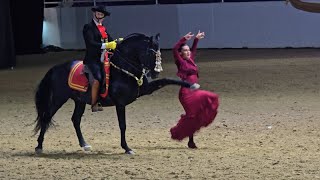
[148,49,163,73]
[109,42,163,86]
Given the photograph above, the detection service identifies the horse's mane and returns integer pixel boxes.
[112,33,150,61]
[116,33,150,51]
[122,33,149,42]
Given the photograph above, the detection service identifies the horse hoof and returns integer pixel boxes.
[125,150,135,155]
[83,145,92,151]
[35,148,43,154]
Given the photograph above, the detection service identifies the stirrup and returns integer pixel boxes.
[91,104,103,112]
[97,103,103,111]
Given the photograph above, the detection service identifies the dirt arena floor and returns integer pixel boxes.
[0,49,320,179]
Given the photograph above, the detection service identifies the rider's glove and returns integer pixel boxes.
[105,41,117,50]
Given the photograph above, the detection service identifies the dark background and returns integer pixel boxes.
[0,0,43,69]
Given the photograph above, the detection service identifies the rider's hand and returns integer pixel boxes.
[106,41,117,50]
[184,32,194,40]
[196,30,205,39]
[117,38,124,42]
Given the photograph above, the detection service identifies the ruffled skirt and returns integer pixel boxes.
[170,88,219,141]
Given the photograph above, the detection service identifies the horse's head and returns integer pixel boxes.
[116,33,163,80]
[144,33,163,79]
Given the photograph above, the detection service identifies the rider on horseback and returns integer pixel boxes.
[83,6,117,112]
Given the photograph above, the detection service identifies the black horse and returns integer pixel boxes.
[34,33,197,154]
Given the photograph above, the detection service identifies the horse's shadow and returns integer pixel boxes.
[12,151,127,160]
[11,145,208,159]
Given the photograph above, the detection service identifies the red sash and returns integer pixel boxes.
[97,25,107,39]
[97,24,110,98]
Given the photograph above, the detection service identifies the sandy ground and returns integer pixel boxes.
[0,49,320,179]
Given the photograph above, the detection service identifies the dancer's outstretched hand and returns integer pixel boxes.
[196,30,205,39]
[184,32,194,40]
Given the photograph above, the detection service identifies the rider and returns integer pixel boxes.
[83,6,117,112]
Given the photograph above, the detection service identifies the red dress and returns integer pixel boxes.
[170,37,219,141]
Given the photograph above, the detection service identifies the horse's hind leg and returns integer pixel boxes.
[35,99,68,154]
[35,126,47,154]
[71,101,91,151]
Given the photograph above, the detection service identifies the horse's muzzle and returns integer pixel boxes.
[151,71,160,79]
[146,70,159,79]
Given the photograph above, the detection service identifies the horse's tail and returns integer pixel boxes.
[34,68,55,134]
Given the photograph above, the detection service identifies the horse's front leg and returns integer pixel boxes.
[72,101,91,151]
[116,105,134,154]
[141,78,197,95]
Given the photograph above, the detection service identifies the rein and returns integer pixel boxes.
[113,49,143,73]
[110,49,146,86]
[110,61,145,86]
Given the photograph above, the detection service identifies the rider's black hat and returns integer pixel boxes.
[91,6,111,17]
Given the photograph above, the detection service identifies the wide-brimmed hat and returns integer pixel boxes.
[91,6,110,17]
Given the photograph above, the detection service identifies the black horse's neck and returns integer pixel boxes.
[110,33,150,76]
[123,33,148,41]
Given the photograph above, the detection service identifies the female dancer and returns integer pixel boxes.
[170,31,219,148]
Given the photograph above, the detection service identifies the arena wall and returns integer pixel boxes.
[43,2,320,49]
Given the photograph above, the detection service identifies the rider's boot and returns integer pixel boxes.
[91,80,103,112]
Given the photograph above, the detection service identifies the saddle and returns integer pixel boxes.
[68,60,110,98]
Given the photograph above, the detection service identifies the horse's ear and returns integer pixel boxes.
[155,33,160,41]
